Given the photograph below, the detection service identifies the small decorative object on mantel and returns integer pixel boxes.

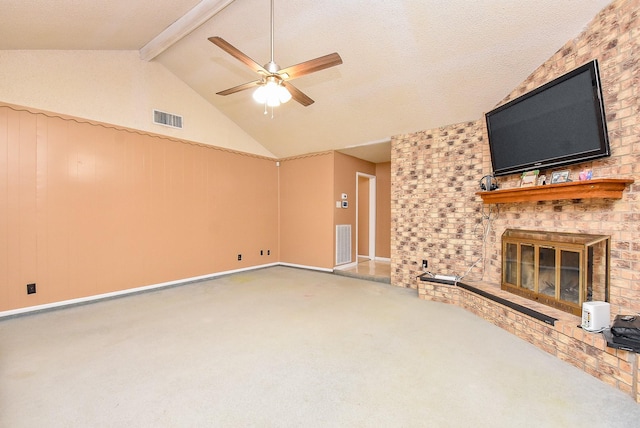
[537,174,547,186]
[579,168,593,181]
[551,170,570,184]
[520,170,539,187]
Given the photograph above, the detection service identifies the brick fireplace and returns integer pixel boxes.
[391,0,640,402]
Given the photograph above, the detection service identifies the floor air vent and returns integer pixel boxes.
[153,109,183,129]
[336,224,352,265]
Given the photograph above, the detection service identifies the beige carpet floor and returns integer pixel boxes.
[1,266,639,427]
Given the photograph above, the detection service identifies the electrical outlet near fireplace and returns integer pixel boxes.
[27,283,36,294]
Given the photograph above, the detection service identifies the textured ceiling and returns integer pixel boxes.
[0,0,611,162]
[0,0,202,50]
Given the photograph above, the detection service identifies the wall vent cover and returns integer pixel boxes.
[153,109,183,129]
[336,224,352,265]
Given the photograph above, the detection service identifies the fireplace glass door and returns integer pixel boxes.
[501,229,610,316]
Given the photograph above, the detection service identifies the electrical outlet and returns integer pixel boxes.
[260,250,263,256]
[27,283,36,294]
[267,250,270,256]
[422,260,428,270]
[237,254,242,261]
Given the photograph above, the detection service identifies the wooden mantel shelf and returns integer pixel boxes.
[477,178,634,204]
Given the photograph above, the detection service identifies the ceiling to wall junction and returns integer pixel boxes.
[0,0,612,162]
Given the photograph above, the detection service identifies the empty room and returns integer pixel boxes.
[2,0,640,426]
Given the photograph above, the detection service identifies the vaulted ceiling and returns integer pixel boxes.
[0,0,611,162]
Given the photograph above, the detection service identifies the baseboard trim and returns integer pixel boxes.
[333,261,357,270]
[278,262,333,273]
[0,262,281,319]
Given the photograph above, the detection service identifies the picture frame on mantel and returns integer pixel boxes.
[551,170,570,184]
[520,170,539,187]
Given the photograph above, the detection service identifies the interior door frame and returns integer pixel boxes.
[356,172,376,260]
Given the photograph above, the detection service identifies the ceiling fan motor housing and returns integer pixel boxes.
[265,61,280,73]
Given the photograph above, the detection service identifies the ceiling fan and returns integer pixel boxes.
[209,0,342,107]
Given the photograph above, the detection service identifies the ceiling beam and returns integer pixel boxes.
[139,0,236,61]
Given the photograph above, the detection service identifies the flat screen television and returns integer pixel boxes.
[485,59,610,177]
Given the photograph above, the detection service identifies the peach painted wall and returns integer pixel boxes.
[375,162,391,259]
[334,152,376,263]
[278,153,335,269]
[0,104,278,312]
[278,152,386,269]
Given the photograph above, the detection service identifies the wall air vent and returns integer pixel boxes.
[153,109,183,129]
[336,224,352,265]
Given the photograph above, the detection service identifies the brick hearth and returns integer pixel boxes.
[417,279,638,400]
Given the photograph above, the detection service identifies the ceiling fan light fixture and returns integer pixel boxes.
[252,84,268,104]
[276,84,292,103]
[267,96,281,107]
[253,79,291,106]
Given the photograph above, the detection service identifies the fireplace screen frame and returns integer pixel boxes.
[501,229,610,316]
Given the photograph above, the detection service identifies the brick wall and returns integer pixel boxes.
[391,122,487,286]
[392,0,640,401]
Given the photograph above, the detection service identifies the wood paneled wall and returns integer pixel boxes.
[0,105,278,311]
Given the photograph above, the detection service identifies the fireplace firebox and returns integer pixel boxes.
[501,229,610,316]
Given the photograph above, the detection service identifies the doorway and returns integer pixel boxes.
[333,170,390,283]
[356,172,376,261]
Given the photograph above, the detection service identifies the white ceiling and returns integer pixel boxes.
[0,0,611,162]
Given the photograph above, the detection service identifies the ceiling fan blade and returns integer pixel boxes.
[282,82,314,106]
[208,36,268,74]
[279,53,342,80]
[216,80,262,96]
